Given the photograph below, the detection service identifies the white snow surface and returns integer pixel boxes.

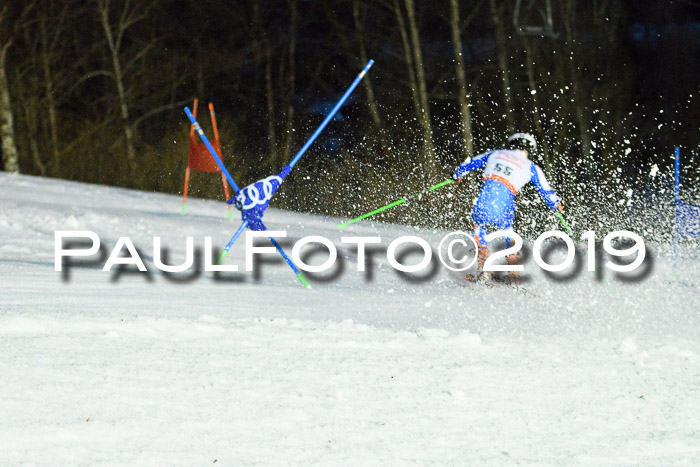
[1,173,699,465]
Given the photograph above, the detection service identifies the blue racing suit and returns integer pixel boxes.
[453,149,560,245]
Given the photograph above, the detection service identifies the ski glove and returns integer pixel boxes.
[227,196,243,210]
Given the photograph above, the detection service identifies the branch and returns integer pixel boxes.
[58,118,113,157]
[123,38,159,73]
[132,98,192,129]
[461,0,484,33]
[97,0,117,54]
[116,1,149,52]
[62,69,115,100]
[50,1,79,51]
[0,0,37,55]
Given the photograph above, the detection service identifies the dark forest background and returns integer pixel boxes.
[1,0,699,233]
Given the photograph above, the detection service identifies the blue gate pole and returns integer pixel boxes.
[674,147,680,277]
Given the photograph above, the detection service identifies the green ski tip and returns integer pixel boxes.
[181,203,186,214]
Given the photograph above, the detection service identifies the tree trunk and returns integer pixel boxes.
[39,8,60,175]
[489,0,515,132]
[352,0,389,156]
[253,2,277,162]
[0,45,19,173]
[449,0,474,157]
[98,0,137,171]
[16,23,46,176]
[283,0,297,163]
[393,0,421,123]
[522,36,550,171]
[563,0,592,178]
[404,0,435,165]
[23,90,46,176]
[265,43,277,161]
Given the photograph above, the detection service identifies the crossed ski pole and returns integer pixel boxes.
[185,60,375,287]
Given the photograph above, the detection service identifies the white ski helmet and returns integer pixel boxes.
[507,132,537,153]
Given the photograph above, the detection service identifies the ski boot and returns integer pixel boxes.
[465,243,491,283]
[500,252,521,286]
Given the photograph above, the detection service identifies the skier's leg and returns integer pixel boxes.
[501,225,516,249]
[466,223,491,282]
[501,225,521,283]
[475,224,490,271]
[467,185,516,283]
[467,189,499,282]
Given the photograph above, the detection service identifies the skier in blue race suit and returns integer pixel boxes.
[227,165,292,231]
[452,133,563,281]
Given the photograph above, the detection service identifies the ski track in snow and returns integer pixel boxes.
[1,173,699,464]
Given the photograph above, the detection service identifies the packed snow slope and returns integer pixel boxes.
[1,173,699,465]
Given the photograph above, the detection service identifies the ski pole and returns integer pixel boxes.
[288,60,374,169]
[554,211,572,234]
[337,178,455,229]
[216,220,249,265]
[184,107,241,193]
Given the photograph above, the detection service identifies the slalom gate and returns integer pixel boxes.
[181,99,232,218]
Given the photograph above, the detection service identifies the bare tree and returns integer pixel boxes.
[404,0,435,163]
[393,0,421,122]
[449,0,475,156]
[321,1,389,161]
[562,0,592,175]
[282,0,297,163]
[489,0,515,132]
[17,20,46,175]
[392,0,435,173]
[0,4,34,173]
[352,0,386,147]
[96,0,150,171]
[38,1,70,175]
[522,36,552,170]
[252,2,277,162]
